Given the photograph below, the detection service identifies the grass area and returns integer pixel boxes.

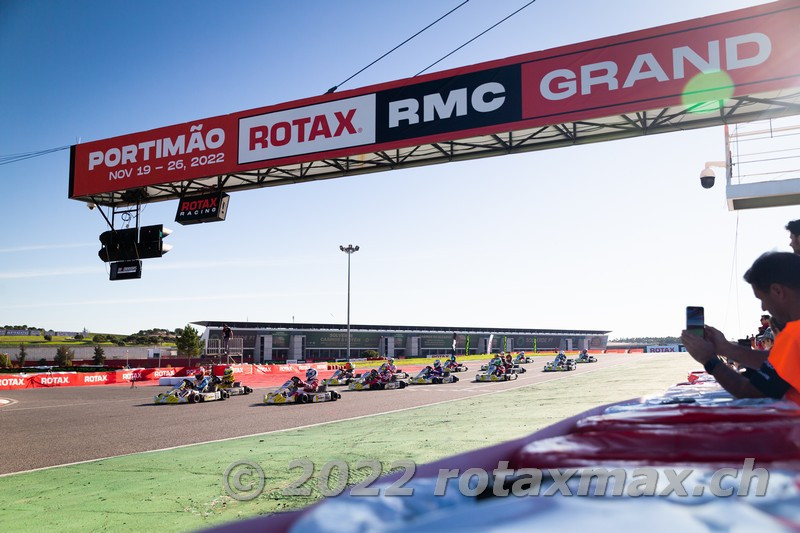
[0,353,697,532]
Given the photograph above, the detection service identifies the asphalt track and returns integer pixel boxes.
[0,355,631,475]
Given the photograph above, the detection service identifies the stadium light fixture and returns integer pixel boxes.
[339,244,360,361]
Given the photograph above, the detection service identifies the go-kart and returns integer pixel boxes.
[576,354,597,363]
[378,364,409,379]
[217,376,254,396]
[543,358,577,372]
[408,368,459,385]
[264,379,341,404]
[154,379,229,404]
[475,370,518,382]
[325,369,357,386]
[514,354,533,364]
[348,374,407,390]
[443,360,468,372]
[480,363,526,374]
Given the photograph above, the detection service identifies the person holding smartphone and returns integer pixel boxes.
[681,252,800,404]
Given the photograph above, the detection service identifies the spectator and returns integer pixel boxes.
[758,314,771,336]
[222,324,232,354]
[681,252,800,403]
[785,219,800,255]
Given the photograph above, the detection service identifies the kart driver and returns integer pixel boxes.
[378,365,394,383]
[431,360,444,377]
[578,350,589,361]
[342,362,355,378]
[222,366,236,387]
[363,369,382,386]
[488,355,505,376]
[504,354,515,370]
[193,367,210,392]
[554,351,567,366]
[302,368,320,392]
[380,358,398,374]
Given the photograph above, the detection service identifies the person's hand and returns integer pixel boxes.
[703,326,730,353]
[680,330,716,364]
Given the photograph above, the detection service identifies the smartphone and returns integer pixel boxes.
[686,306,705,337]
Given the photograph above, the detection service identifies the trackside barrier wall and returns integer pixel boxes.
[0,363,340,390]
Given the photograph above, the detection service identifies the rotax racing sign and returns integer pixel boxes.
[69,1,800,199]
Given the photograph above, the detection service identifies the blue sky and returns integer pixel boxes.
[1,0,794,340]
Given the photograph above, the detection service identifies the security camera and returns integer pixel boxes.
[699,168,715,189]
[86,202,96,210]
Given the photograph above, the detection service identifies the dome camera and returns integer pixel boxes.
[699,168,715,189]
[86,202,97,210]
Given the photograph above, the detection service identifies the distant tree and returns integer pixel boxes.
[38,358,47,365]
[74,333,84,341]
[43,334,52,341]
[116,340,126,347]
[361,350,380,358]
[54,346,75,367]
[92,334,106,343]
[92,346,106,365]
[0,353,10,368]
[17,344,27,367]
[176,325,201,363]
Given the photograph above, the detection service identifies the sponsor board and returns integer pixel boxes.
[175,191,229,225]
[646,345,682,353]
[70,2,800,199]
[238,94,376,164]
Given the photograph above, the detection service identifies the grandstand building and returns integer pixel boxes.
[193,321,610,363]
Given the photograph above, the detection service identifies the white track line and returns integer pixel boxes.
[0,360,628,478]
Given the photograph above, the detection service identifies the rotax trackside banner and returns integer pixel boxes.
[69,1,800,198]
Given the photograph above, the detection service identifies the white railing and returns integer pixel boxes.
[205,338,244,364]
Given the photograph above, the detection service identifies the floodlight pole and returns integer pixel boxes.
[339,244,360,361]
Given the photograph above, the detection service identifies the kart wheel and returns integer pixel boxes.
[453,376,459,383]
[188,394,196,403]
[299,393,309,403]
[398,381,407,389]
[198,394,205,402]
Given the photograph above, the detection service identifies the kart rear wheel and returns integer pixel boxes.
[188,394,196,403]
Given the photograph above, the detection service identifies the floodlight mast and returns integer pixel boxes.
[339,244,360,361]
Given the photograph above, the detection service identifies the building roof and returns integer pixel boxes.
[191,321,610,335]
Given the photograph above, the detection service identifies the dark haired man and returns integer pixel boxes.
[681,252,800,404]
[785,219,800,255]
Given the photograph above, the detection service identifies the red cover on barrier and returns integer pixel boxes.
[510,419,800,468]
[574,405,800,429]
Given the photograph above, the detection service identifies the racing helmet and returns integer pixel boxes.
[345,362,353,370]
[370,369,379,376]
[388,358,394,365]
[195,367,205,379]
[433,359,441,368]
[223,367,234,377]
[306,368,318,381]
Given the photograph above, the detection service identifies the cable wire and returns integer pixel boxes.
[0,145,70,166]
[326,0,470,93]
[414,0,538,77]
